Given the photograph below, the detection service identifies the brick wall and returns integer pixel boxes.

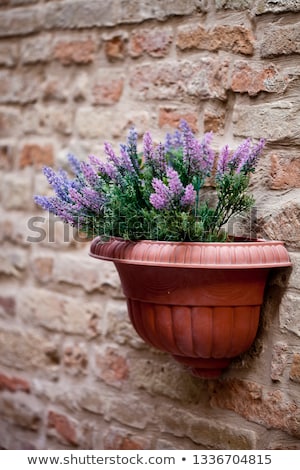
[0,0,300,450]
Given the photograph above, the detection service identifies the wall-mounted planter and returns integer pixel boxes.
[90,238,291,379]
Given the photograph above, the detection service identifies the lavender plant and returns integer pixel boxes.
[35,121,265,242]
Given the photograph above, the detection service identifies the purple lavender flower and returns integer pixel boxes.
[150,178,171,210]
[237,138,265,174]
[119,144,135,173]
[228,138,251,171]
[180,184,196,208]
[143,131,155,162]
[216,145,231,177]
[165,130,183,153]
[180,120,215,178]
[167,168,183,196]
[81,161,99,186]
[67,154,82,174]
[104,142,120,166]
[89,155,118,181]
[43,167,71,203]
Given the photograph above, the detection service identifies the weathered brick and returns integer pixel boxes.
[103,427,146,450]
[258,202,300,249]
[158,107,198,132]
[0,328,59,374]
[255,0,300,14]
[231,62,289,96]
[158,404,257,449]
[54,38,97,65]
[95,347,129,387]
[129,28,173,58]
[2,169,32,209]
[107,395,153,430]
[18,287,103,336]
[279,291,300,338]
[203,108,226,133]
[75,107,115,139]
[53,252,121,294]
[19,143,54,168]
[0,107,21,138]
[269,154,300,189]
[111,110,151,139]
[290,353,300,383]
[233,102,300,143]
[119,0,205,23]
[0,295,16,317]
[63,343,88,376]
[130,59,229,101]
[0,41,18,67]
[42,78,69,102]
[271,342,288,381]
[210,379,300,438]
[0,7,41,37]
[0,420,38,450]
[0,372,30,393]
[287,252,300,291]
[0,70,42,104]
[92,77,124,105]
[0,394,42,431]
[177,24,254,55]
[216,0,252,8]
[104,35,126,61]
[79,387,106,415]
[20,35,52,64]
[10,0,39,4]
[0,247,27,276]
[260,24,300,57]
[130,355,207,403]
[31,256,54,284]
[48,411,78,446]
[0,144,14,170]
[105,300,145,348]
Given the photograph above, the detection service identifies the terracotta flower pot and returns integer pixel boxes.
[90,237,291,378]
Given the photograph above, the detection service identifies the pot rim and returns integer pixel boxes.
[90,237,292,269]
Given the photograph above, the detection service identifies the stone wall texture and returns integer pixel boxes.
[0,0,300,450]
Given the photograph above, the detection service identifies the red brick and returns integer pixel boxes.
[92,78,124,105]
[177,24,254,55]
[0,372,30,393]
[269,154,300,190]
[204,109,226,133]
[53,39,97,65]
[104,36,126,61]
[48,411,78,446]
[129,28,173,58]
[158,108,198,132]
[96,348,128,387]
[19,143,54,168]
[231,62,289,96]
[210,379,300,438]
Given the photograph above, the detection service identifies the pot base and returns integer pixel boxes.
[173,355,231,379]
